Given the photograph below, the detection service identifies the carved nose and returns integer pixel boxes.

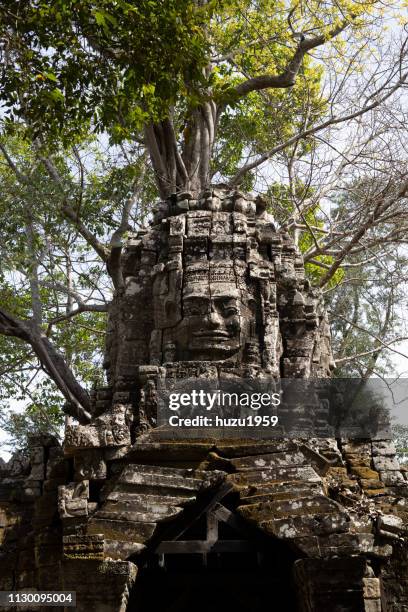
[207,310,222,328]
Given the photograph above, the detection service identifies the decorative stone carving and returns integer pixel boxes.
[102,189,334,429]
[64,404,132,452]
[58,481,89,518]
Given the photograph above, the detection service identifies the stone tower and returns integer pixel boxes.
[0,188,407,611]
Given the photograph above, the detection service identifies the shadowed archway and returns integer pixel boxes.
[127,483,300,612]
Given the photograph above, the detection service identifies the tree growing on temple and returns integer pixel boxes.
[0,0,408,436]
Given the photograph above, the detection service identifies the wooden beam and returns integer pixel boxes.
[213,503,256,539]
[206,510,218,544]
[152,481,233,548]
[156,539,258,554]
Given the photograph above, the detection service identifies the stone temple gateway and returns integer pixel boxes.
[0,188,407,611]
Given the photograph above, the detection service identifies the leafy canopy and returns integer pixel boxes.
[0,0,381,145]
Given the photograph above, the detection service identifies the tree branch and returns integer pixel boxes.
[229,70,408,186]
[24,211,43,325]
[0,306,92,423]
[46,303,107,331]
[335,339,408,364]
[0,143,110,263]
[144,123,172,198]
[38,154,110,262]
[232,22,350,99]
[330,311,408,362]
[318,178,408,286]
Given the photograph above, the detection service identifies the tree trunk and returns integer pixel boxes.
[146,100,218,198]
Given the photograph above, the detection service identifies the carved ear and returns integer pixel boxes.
[248,297,257,314]
[165,301,177,318]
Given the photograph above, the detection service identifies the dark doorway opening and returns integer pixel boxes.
[129,545,298,612]
[128,499,299,612]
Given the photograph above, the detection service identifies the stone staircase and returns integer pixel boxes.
[215,442,378,559]
[88,463,220,559]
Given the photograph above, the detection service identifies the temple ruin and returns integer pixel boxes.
[0,188,407,611]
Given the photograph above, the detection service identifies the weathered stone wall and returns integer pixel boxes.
[0,436,65,595]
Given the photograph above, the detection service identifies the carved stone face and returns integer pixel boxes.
[162,282,254,361]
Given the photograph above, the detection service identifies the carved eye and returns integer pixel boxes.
[218,299,239,316]
[224,307,238,316]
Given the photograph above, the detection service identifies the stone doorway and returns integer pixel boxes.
[127,494,299,612]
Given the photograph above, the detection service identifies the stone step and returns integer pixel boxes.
[95,507,183,524]
[230,451,307,471]
[119,463,203,479]
[118,468,203,492]
[215,441,299,457]
[109,482,198,505]
[228,465,321,486]
[238,495,341,522]
[102,498,183,515]
[108,482,200,500]
[126,442,213,462]
[104,539,145,560]
[318,533,375,556]
[95,500,183,523]
[240,483,324,504]
[87,518,156,543]
[105,491,196,506]
[260,512,350,539]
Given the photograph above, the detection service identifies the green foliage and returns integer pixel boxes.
[0,333,65,451]
[0,0,216,143]
[330,267,404,377]
[213,63,325,185]
[327,184,407,377]
[0,0,381,147]
[0,375,64,451]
